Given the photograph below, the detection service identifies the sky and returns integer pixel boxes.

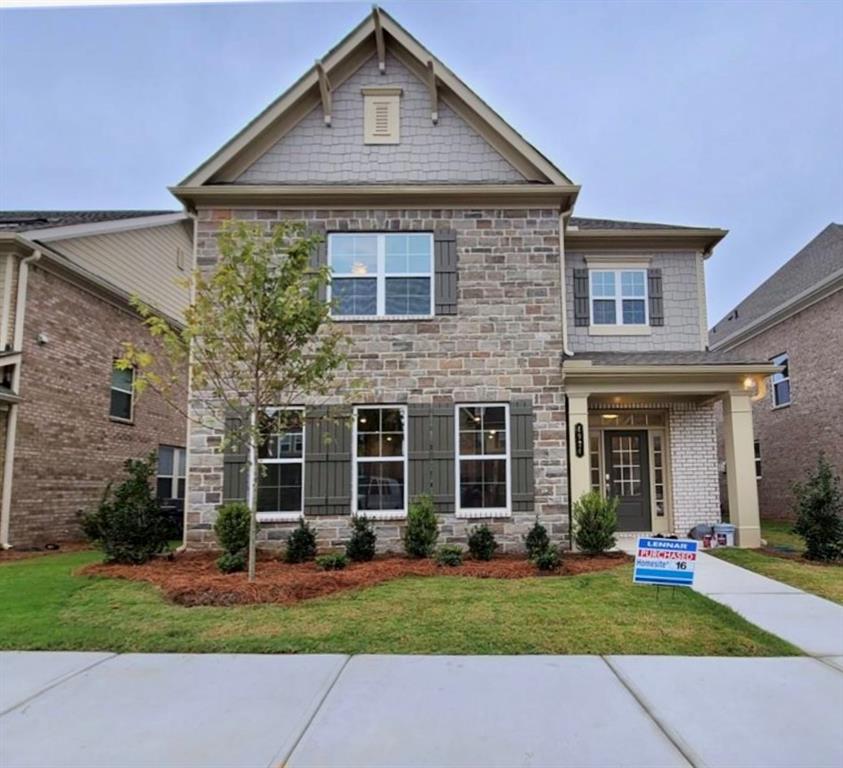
[1,0,841,324]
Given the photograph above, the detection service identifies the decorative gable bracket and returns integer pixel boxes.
[426,60,439,125]
[315,60,332,127]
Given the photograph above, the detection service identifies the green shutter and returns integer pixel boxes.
[222,410,247,502]
[648,268,664,327]
[430,403,455,514]
[434,230,458,315]
[304,407,351,516]
[573,268,590,327]
[510,399,535,512]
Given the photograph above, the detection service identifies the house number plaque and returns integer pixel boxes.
[575,423,585,457]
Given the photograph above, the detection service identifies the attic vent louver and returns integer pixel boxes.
[362,87,401,145]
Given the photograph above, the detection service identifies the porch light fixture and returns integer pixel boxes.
[743,375,769,402]
[602,413,618,421]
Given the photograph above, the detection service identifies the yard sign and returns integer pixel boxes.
[633,537,698,587]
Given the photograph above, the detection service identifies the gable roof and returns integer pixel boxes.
[709,223,843,349]
[174,7,575,195]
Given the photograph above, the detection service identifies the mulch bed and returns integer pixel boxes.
[82,551,630,607]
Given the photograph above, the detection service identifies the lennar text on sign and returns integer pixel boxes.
[633,537,698,587]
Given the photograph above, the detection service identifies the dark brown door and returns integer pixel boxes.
[604,430,650,531]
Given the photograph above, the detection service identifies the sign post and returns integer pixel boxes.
[633,537,698,588]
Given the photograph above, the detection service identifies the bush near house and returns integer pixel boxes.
[284,519,317,564]
[793,454,843,562]
[573,491,619,555]
[213,502,250,573]
[315,553,348,571]
[534,545,562,572]
[435,544,463,567]
[346,516,377,562]
[403,495,438,558]
[524,517,550,560]
[467,525,498,561]
[80,454,169,565]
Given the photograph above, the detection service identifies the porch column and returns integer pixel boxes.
[566,392,591,518]
[722,391,761,548]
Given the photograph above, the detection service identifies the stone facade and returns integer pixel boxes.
[187,206,568,553]
[716,289,843,519]
[566,251,706,352]
[8,263,188,547]
[237,53,524,185]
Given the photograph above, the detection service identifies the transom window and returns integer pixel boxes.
[771,353,791,407]
[354,406,407,517]
[329,233,433,318]
[110,363,134,421]
[157,446,186,501]
[456,404,510,517]
[257,408,304,519]
[590,269,648,326]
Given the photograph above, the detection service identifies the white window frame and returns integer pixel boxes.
[770,352,791,408]
[110,362,134,423]
[157,446,186,500]
[255,407,305,523]
[352,404,408,520]
[328,233,434,320]
[589,269,649,328]
[454,402,512,519]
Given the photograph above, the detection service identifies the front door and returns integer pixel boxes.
[604,430,651,531]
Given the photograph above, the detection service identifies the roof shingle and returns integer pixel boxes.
[0,211,177,234]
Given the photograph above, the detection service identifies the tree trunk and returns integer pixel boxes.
[247,407,258,582]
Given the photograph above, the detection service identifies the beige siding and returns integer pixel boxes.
[49,221,192,321]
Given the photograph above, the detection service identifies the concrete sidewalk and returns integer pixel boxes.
[693,552,843,657]
[2,651,841,768]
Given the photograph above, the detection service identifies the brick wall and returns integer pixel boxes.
[669,401,721,534]
[187,207,568,553]
[717,289,843,519]
[566,251,706,352]
[8,264,188,547]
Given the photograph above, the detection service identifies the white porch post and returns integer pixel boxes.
[566,393,591,542]
[722,391,761,548]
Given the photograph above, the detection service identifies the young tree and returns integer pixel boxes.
[121,220,352,581]
[793,454,843,562]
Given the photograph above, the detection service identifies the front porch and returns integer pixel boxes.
[563,352,782,547]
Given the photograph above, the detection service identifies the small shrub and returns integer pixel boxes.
[573,491,618,555]
[214,502,250,555]
[216,551,246,574]
[467,524,498,561]
[403,495,439,558]
[284,519,317,563]
[435,544,463,567]
[533,545,561,572]
[793,454,843,562]
[81,454,168,565]
[524,517,550,559]
[346,516,377,562]
[316,553,348,571]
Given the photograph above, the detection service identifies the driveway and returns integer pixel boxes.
[2,651,841,768]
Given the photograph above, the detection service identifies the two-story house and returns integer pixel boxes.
[710,223,843,520]
[0,211,191,549]
[175,8,775,551]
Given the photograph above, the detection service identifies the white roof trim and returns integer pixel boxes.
[27,213,189,243]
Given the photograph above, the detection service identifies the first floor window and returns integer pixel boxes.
[329,233,433,318]
[110,363,134,421]
[590,269,648,326]
[354,406,407,514]
[771,353,791,407]
[754,439,762,479]
[257,408,304,515]
[456,404,510,515]
[157,446,186,500]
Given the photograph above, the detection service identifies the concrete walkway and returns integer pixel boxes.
[2,651,841,768]
[693,552,843,658]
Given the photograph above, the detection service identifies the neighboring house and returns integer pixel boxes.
[710,223,843,520]
[175,8,775,551]
[0,211,191,548]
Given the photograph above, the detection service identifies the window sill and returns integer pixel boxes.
[331,315,434,322]
[109,416,134,426]
[771,402,791,411]
[354,511,407,521]
[256,512,302,523]
[456,509,511,519]
[588,325,651,336]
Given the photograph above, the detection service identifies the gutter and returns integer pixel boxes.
[1,248,41,548]
[559,206,574,357]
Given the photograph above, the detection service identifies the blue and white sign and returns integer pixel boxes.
[633,537,698,587]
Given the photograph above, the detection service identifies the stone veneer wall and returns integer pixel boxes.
[187,207,568,553]
[668,401,721,534]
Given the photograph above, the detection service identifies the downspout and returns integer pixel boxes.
[1,249,41,548]
[559,206,574,357]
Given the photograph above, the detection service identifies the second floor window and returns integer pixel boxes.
[590,269,648,326]
[110,363,134,421]
[771,353,791,407]
[329,233,433,318]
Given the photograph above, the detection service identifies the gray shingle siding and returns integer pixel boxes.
[236,53,525,185]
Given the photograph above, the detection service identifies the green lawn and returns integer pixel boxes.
[0,551,797,656]
[761,519,804,553]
